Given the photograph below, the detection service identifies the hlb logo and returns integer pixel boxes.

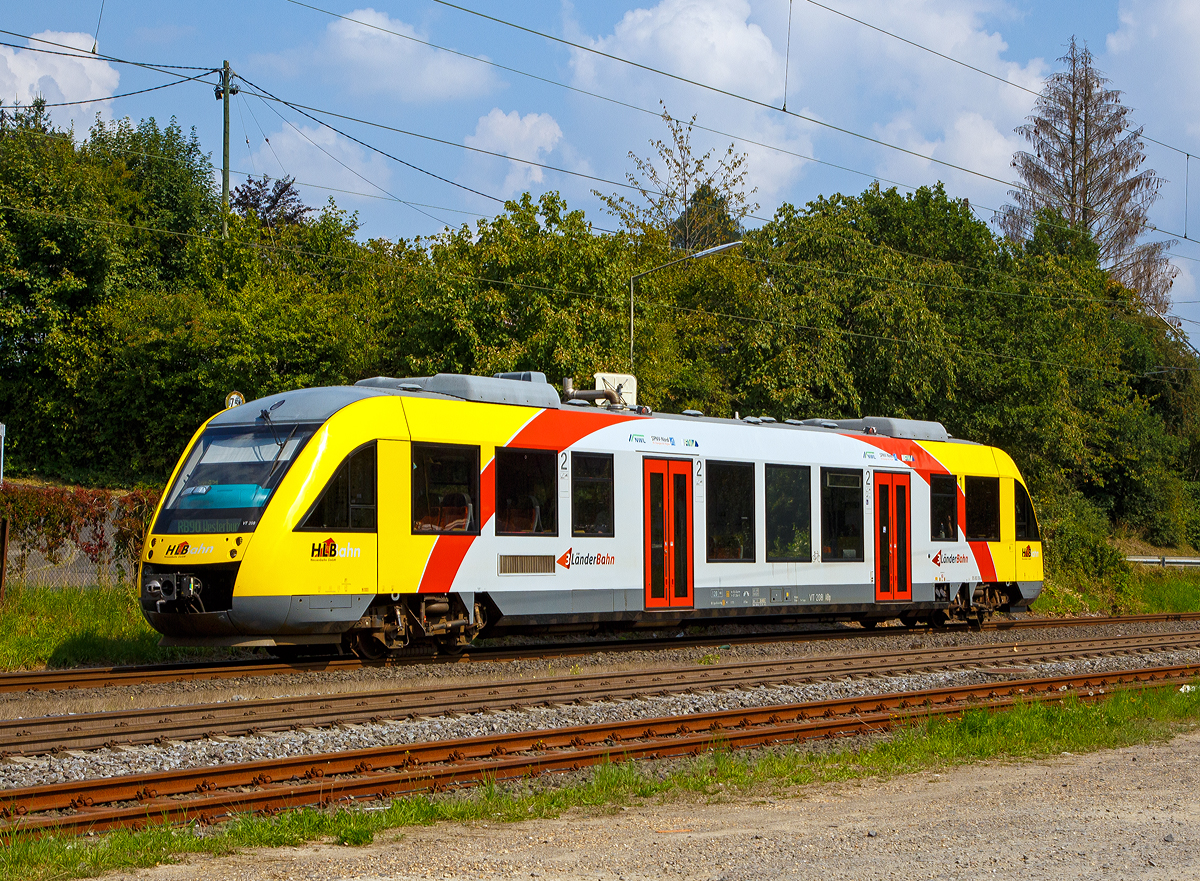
[311,538,361,560]
[165,541,212,557]
[556,547,615,569]
[1021,545,1040,559]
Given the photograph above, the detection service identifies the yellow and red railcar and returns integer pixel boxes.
[139,373,1043,656]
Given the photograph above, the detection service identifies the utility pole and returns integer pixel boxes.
[215,60,238,239]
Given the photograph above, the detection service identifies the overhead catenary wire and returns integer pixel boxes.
[238,91,287,176]
[3,21,1194,258]
[279,1,1200,259]
[246,90,452,226]
[1,24,1196,323]
[91,0,107,54]
[235,76,504,205]
[0,74,211,108]
[3,21,1195,259]
[799,0,1195,162]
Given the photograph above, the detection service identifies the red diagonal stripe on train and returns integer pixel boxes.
[418,408,640,593]
[853,434,997,582]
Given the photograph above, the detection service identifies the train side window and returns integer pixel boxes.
[411,443,480,535]
[1015,481,1040,541]
[766,464,811,562]
[572,452,614,537]
[496,448,557,536]
[965,476,1000,541]
[930,473,958,541]
[706,461,755,562]
[821,468,863,562]
[300,442,377,531]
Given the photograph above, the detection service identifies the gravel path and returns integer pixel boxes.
[4,647,1199,790]
[104,728,1200,881]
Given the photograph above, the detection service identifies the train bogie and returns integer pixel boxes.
[139,373,1043,654]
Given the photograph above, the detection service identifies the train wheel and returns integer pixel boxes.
[899,613,919,629]
[859,618,878,630]
[351,632,389,661]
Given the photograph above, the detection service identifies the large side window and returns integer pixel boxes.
[965,476,1000,541]
[496,448,557,536]
[766,464,811,562]
[301,442,377,531]
[930,473,958,542]
[572,452,614,537]
[821,468,863,562]
[706,461,755,562]
[412,443,480,535]
[1015,481,1040,541]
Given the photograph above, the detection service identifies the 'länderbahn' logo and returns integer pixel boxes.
[556,548,616,569]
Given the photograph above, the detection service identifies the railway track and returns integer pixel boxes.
[5,629,1200,756]
[3,611,1199,694]
[3,662,1196,837]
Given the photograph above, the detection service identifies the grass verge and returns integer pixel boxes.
[0,584,220,670]
[4,682,1199,881]
[1032,565,1200,616]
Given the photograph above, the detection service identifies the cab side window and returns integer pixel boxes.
[766,464,811,562]
[1015,482,1040,541]
[412,443,480,535]
[821,468,863,561]
[930,474,958,541]
[706,461,755,562]
[965,476,1000,541]
[572,453,614,537]
[301,442,376,531]
[495,448,557,536]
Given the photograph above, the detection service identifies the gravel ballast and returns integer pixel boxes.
[3,646,1198,790]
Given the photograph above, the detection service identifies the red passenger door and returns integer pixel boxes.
[644,459,694,609]
[874,472,912,602]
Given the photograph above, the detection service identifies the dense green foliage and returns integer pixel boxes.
[2,104,1199,581]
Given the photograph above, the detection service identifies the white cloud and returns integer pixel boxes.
[0,31,119,131]
[243,123,393,205]
[565,0,1047,210]
[465,108,563,196]
[572,0,782,101]
[319,8,495,102]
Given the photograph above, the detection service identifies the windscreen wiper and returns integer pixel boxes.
[258,407,282,447]
[264,424,298,486]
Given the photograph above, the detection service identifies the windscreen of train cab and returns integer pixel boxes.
[154,423,320,534]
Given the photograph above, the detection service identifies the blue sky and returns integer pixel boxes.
[6,1,1200,327]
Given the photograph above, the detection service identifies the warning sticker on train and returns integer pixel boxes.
[556,548,616,569]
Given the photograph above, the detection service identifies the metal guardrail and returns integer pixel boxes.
[1127,554,1200,567]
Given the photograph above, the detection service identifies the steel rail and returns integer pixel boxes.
[6,629,1200,756]
[2,612,1199,694]
[2,663,1197,836]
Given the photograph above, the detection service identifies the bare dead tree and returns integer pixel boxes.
[231,174,313,229]
[998,37,1176,309]
[595,105,758,252]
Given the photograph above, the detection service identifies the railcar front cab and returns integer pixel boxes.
[916,440,1044,626]
[138,386,410,651]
